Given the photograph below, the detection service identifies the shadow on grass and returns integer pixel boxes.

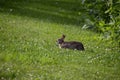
[0,0,86,26]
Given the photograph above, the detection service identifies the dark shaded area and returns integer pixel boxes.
[0,0,86,26]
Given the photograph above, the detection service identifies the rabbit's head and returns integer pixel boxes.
[57,35,65,44]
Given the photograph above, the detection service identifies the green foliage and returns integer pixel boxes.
[82,0,120,47]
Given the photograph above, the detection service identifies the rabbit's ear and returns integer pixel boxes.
[62,35,65,39]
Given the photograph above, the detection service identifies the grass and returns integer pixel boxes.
[0,0,120,80]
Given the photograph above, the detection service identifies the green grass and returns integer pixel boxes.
[0,0,120,80]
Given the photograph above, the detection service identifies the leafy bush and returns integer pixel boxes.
[82,0,120,47]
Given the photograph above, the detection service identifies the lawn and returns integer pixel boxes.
[0,0,120,80]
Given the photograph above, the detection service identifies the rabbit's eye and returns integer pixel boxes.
[58,39,63,44]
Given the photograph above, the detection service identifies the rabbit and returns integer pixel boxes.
[57,35,85,51]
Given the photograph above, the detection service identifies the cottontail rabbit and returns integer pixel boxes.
[57,35,85,50]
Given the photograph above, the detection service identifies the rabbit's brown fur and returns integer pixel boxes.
[57,35,84,50]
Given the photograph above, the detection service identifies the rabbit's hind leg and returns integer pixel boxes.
[76,45,85,51]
